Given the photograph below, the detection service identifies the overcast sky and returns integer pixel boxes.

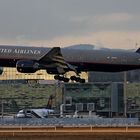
[0,0,140,49]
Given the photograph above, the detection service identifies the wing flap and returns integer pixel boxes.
[39,47,69,69]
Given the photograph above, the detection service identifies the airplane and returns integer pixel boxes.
[0,67,3,75]
[16,94,55,118]
[0,45,140,83]
[16,108,54,118]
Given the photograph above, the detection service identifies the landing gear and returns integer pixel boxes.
[70,76,85,83]
[54,74,86,83]
[54,75,69,82]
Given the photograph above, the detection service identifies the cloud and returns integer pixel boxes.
[54,31,140,49]
[0,0,140,49]
[95,13,133,24]
[7,30,138,50]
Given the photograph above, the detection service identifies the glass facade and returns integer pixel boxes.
[63,83,124,117]
[89,70,140,83]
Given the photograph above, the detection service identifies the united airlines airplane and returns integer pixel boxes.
[0,45,140,83]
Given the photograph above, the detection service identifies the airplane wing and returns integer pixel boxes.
[136,48,140,53]
[39,47,70,74]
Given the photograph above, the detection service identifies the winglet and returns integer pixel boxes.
[136,48,140,53]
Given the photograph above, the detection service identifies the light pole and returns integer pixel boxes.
[1,99,4,118]
[124,72,127,117]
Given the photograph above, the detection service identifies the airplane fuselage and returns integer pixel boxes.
[62,49,140,72]
[0,45,140,73]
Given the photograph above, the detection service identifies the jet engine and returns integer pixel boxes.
[16,60,39,73]
[0,67,3,75]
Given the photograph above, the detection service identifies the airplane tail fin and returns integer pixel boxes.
[136,48,140,53]
[46,95,55,109]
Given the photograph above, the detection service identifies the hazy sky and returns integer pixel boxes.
[0,0,140,49]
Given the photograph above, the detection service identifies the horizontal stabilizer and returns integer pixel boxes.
[136,48,140,53]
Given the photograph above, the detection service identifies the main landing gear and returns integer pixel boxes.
[70,76,85,83]
[54,75,69,82]
[54,75,85,83]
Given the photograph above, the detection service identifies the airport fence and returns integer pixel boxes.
[0,118,139,126]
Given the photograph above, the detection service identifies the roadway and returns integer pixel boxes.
[0,126,140,140]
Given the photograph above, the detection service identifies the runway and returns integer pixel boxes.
[0,126,140,140]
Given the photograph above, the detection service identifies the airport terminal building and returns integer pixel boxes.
[0,67,140,118]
